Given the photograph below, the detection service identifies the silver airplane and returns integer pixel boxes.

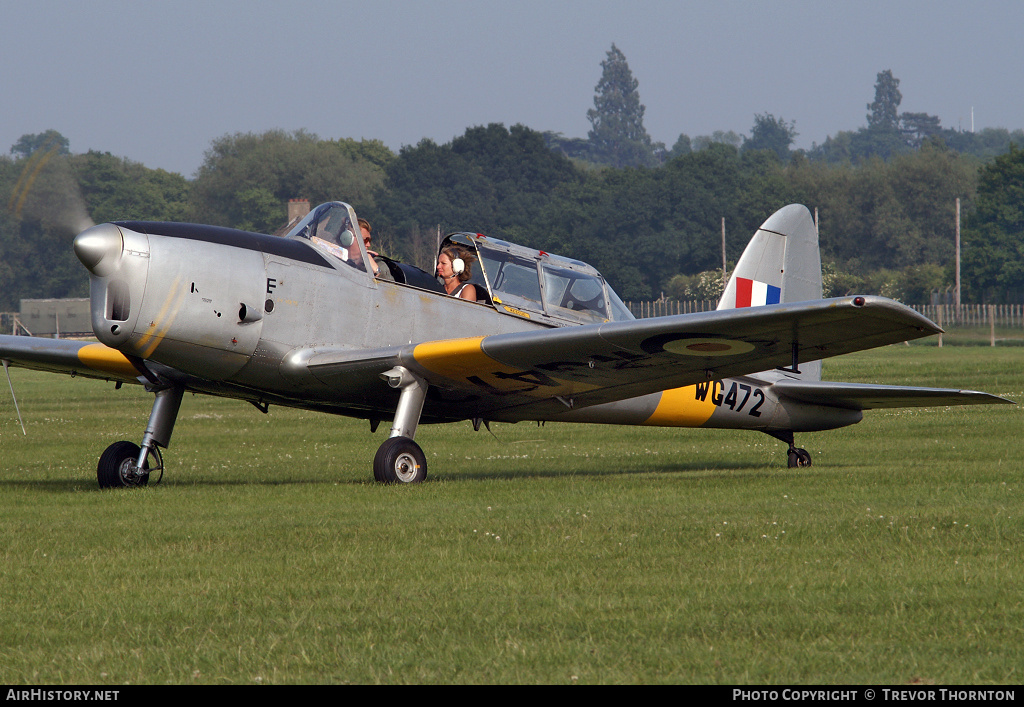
[0,202,1011,487]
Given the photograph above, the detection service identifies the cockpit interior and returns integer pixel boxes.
[288,201,634,326]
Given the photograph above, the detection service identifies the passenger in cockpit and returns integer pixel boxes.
[437,246,477,301]
[360,218,393,280]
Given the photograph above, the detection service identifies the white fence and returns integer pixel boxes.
[910,304,1024,328]
[625,300,718,318]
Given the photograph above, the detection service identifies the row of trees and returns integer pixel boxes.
[549,50,1023,168]
[376,130,1011,303]
[2,47,1023,310]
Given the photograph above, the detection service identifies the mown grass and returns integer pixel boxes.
[0,346,1021,684]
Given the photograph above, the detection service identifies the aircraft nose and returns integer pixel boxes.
[74,223,124,277]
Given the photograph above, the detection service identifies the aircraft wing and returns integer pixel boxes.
[4,296,972,423]
[301,295,946,420]
[771,380,1014,410]
[0,334,146,384]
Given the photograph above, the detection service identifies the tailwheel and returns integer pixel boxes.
[373,436,428,484]
[787,447,812,468]
[97,441,151,488]
[768,431,812,469]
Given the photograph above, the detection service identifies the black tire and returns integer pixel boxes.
[787,448,812,468]
[97,441,150,489]
[373,437,427,484]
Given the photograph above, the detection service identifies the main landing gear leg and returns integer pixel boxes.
[97,385,184,489]
[768,430,812,469]
[374,367,429,484]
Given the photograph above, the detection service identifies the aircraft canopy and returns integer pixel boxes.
[286,202,634,326]
[444,232,634,325]
[286,202,371,273]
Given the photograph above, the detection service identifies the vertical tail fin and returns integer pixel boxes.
[718,204,822,380]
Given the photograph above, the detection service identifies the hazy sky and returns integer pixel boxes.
[3,0,1021,178]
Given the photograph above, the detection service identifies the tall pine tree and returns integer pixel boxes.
[586,44,658,167]
[859,69,907,159]
[867,69,902,131]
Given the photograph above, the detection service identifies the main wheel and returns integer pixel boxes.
[373,436,427,484]
[787,447,812,468]
[97,441,150,488]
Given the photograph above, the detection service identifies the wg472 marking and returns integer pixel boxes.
[696,380,765,417]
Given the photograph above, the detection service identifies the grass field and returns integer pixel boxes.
[0,346,1021,685]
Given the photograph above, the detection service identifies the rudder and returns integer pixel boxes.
[718,204,822,380]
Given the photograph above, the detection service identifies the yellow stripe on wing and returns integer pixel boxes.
[412,336,598,398]
[413,337,520,380]
[77,343,141,379]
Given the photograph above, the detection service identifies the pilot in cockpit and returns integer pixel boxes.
[359,218,393,280]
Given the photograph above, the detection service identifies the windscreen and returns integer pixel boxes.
[541,264,608,323]
[286,202,370,273]
[478,251,542,309]
[456,234,634,323]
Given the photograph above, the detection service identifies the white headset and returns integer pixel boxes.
[451,257,465,274]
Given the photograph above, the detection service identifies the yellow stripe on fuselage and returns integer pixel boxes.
[643,385,717,427]
[77,343,140,379]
